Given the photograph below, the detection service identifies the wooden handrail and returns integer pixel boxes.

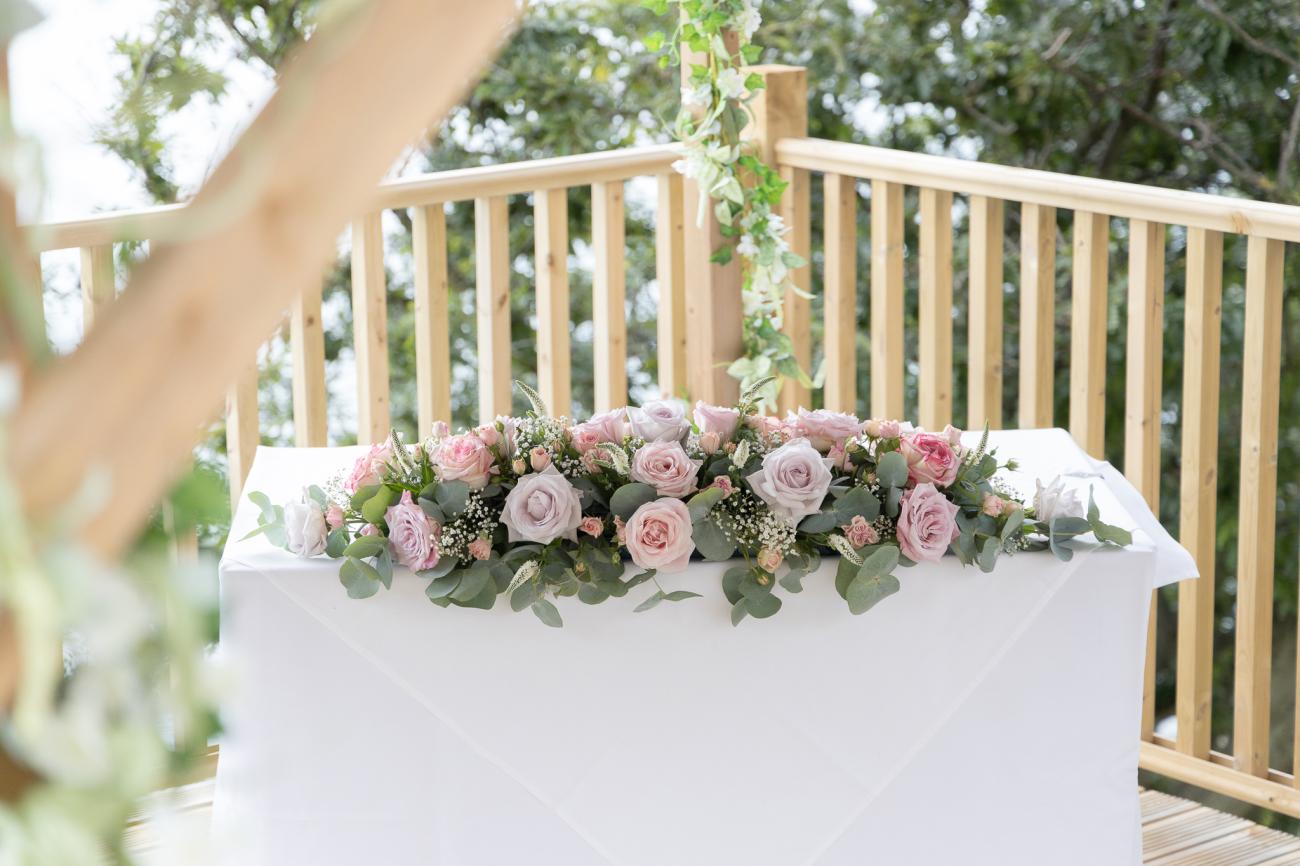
[27,146,679,253]
[775,137,1300,240]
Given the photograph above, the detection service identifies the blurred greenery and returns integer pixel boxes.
[97,0,1300,830]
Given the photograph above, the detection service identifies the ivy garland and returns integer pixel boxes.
[643,0,817,409]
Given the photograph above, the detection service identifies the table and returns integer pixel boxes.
[213,428,1194,866]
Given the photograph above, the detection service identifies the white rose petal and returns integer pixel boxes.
[284,499,328,557]
[1034,476,1086,523]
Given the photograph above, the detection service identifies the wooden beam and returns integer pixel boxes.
[1069,211,1109,457]
[967,195,1004,430]
[290,273,328,447]
[8,0,523,555]
[475,195,512,424]
[917,187,952,430]
[534,188,571,416]
[592,181,627,412]
[823,174,859,414]
[1018,203,1056,428]
[413,203,451,434]
[871,179,905,420]
[655,173,687,399]
[351,213,389,444]
[1234,236,1286,778]
[1175,228,1223,760]
[79,244,115,331]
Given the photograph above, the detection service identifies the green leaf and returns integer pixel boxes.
[692,517,736,561]
[624,569,657,590]
[578,583,611,605]
[663,590,702,602]
[730,599,749,626]
[686,486,725,521]
[459,580,498,610]
[797,509,840,533]
[709,245,734,265]
[532,599,563,628]
[876,451,909,488]
[834,554,859,599]
[419,557,458,579]
[779,571,806,593]
[644,30,664,51]
[722,565,750,604]
[435,480,471,517]
[340,557,382,599]
[885,486,903,519]
[745,591,782,619]
[374,549,393,589]
[999,508,1024,542]
[858,544,901,579]
[510,580,542,612]
[634,590,666,612]
[450,564,491,602]
[845,571,900,615]
[307,485,328,508]
[417,498,445,523]
[361,485,399,525]
[1093,521,1133,547]
[426,573,459,600]
[343,535,387,559]
[349,484,380,511]
[835,486,881,523]
[976,537,999,573]
[610,482,658,520]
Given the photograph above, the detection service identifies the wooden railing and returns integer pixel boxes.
[23,72,1300,820]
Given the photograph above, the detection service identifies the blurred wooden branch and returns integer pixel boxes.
[6,0,522,557]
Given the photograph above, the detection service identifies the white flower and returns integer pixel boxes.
[737,234,759,257]
[1034,477,1086,523]
[680,83,712,107]
[507,559,540,594]
[630,399,691,442]
[285,498,328,557]
[736,2,762,41]
[716,67,746,100]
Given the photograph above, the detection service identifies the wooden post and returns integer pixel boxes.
[747,65,809,413]
[1018,203,1056,428]
[871,179,905,420]
[534,189,571,416]
[1069,211,1109,457]
[474,195,512,423]
[79,245,115,332]
[290,273,328,447]
[655,173,687,399]
[351,213,390,444]
[680,41,742,406]
[592,181,628,412]
[968,195,1004,430]
[823,174,859,414]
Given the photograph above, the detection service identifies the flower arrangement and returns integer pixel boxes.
[248,381,1133,628]
[643,0,815,408]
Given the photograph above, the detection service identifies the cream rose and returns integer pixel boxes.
[629,399,690,442]
[500,465,584,544]
[285,499,328,557]
[746,437,835,526]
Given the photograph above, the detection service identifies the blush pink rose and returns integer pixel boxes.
[384,491,441,571]
[693,401,740,439]
[345,443,393,493]
[842,514,879,548]
[501,465,584,544]
[943,424,963,446]
[757,548,783,572]
[624,498,696,572]
[434,433,495,489]
[430,420,451,440]
[900,432,961,487]
[699,431,721,455]
[570,409,626,452]
[895,483,960,563]
[630,440,702,498]
[629,399,690,442]
[746,414,790,440]
[359,523,380,538]
[467,537,492,560]
[747,437,835,526]
[474,424,500,447]
[325,504,345,529]
[529,446,551,471]
[579,516,603,537]
[790,408,862,452]
[710,476,736,498]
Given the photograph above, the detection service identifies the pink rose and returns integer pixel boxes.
[530,446,551,471]
[630,440,702,498]
[512,457,527,475]
[864,419,902,439]
[384,491,440,572]
[434,434,494,489]
[345,443,393,493]
[842,514,879,548]
[571,409,626,451]
[900,432,961,487]
[693,401,740,439]
[709,476,736,498]
[624,498,696,572]
[757,548,783,572]
[896,483,960,563]
[325,504,345,530]
[828,442,849,470]
[580,447,610,474]
[579,516,603,537]
[943,424,963,446]
[790,408,861,452]
[501,465,584,544]
[746,414,790,440]
[629,399,690,442]
[430,420,451,439]
[699,431,721,455]
[495,416,519,455]
[467,536,492,560]
[613,515,627,546]
[359,523,380,537]
[475,424,500,447]
[747,437,835,526]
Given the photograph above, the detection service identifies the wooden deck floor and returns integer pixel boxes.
[124,781,1298,863]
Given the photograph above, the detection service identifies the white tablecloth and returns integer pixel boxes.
[213,429,1194,866]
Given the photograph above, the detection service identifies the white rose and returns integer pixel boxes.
[1034,477,1086,523]
[501,465,584,544]
[716,67,746,100]
[747,437,835,526]
[629,399,690,443]
[285,500,328,557]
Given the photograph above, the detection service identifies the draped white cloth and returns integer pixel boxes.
[213,429,1194,866]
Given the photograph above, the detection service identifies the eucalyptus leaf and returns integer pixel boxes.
[426,573,460,600]
[624,570,656,591]
[634,591,666,612]
[361,485,399,525]
[418,557,458,579]
[845,571,900,615]
[450,564,491,602]
[834,486,881,523]
[324,529,348,559]
[349,484,380,511]
[458,580,498,610]
[686,486,726,521]
[343,536,387,559]
[976,537,999,573]
[745,591,782,619]
[692,518,736,561]
[531,598,563,628]
[340,557,382,599]
[876,451,909,488]
[510,580,542,612]
[578,583,611,605]
[663,590,702,602]
[885,486,903,519]
[610,482,658,520]
[374,549,393,589]
[730,599,750,626]
[435,480,471,517]
[797,509,839,534]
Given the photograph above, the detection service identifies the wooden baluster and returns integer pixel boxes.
[592,181,627,412]
[1069,211,1109,457]
[1125,219,1167,742]
[534,188,571,416]
[290,275,328,447]
[656,173,687,399]
[748,65,810,414]
[1234,235,1285,778]
[871,179,905,420]
[918,187,952,430]
[475,195,512,423]
[226,361,259,516]
[413,203,452,432]
[968,195,1004,430]
[823,174,859,414]
[1018,203,1057,428]
[79,244,114,332]
[1175,227,1223,760]
[351,213,389,443]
